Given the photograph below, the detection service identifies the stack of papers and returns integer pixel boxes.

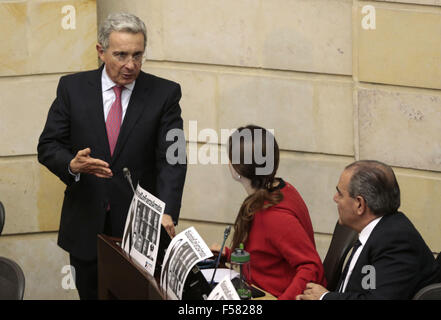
[201,268,239,284]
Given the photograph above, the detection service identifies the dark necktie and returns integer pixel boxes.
[106,86,123,156]
[338,239,362,292]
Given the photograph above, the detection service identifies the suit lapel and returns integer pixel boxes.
[346,216,387,291]
[111,72,151,165]
[86,65,112,162]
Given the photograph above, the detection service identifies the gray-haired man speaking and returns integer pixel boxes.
[38,13,186,299]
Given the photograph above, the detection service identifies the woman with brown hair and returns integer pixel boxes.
[214,125,326,299]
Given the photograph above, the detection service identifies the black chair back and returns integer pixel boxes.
[323,222,358,291]
[413,283,441,300]
[0,257,25,300]
[0,201,4,235]
[413,253,441,300]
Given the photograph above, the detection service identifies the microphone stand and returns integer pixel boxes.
[122,167,136,252]
[210,226,231,287]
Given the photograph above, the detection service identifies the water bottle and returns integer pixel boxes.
[230,243,251,300]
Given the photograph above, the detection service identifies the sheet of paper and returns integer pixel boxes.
[207,275,240,300]
[160,227,213,300]
[201,268,239,284]
[121,184,164,276]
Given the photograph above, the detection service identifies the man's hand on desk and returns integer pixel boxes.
[162,214,176,238]
[69,148,113,178]
[296,282,329,300]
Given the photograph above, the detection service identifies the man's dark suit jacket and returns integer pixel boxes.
[38,65,187,261]
[324,212,440,300]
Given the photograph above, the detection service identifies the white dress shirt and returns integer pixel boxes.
[320,216,383,299]
[340,216,382,293]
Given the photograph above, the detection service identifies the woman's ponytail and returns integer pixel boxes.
[231,182,283,251]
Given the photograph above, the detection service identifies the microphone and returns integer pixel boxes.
[123,167,136,194]
[210,225,232,286]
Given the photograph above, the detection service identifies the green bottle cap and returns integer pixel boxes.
[231,243,250,263]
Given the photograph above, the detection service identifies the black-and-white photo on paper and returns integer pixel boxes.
[207,275,240,300]
[160,227,213,300]
[122,184,165,276]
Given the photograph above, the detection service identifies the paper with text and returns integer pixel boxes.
[160,227,213,300]
[122,184,165,276]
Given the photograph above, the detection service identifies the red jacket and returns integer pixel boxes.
[227,180,326,299]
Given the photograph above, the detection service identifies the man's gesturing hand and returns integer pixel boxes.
[69,148,113,178]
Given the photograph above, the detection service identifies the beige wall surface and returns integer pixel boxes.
[0,0,439,299]
[0,0,97,300]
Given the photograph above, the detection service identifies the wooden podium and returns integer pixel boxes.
[97,234,166,300]
[97,233,276,300]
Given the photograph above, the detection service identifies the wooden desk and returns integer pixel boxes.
[97,234,165,300]
[97,234,276,300]
[221,262,276,300]
[253,286,276,300]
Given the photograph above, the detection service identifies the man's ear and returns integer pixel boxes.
[355,196,367,216]
[96,43,105,60]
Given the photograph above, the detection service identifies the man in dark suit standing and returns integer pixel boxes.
[297,160,440,300]
[38,13,187,299]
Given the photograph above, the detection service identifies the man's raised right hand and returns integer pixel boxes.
[69,148,113,178]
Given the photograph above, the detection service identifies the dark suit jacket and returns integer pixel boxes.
[324,212,440,300]
[38,66,187,260]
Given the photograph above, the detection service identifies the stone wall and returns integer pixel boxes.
[98,0,441,254]
[0,0,439,299]
[0,0,97,299]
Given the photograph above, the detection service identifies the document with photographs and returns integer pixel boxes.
[207,275,240,300]
[160,227,213,300]
[121,184,165,276]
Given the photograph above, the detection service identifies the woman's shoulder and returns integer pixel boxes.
[263,179,309,218]
[279,180,307,205]
[258,205,298,230]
